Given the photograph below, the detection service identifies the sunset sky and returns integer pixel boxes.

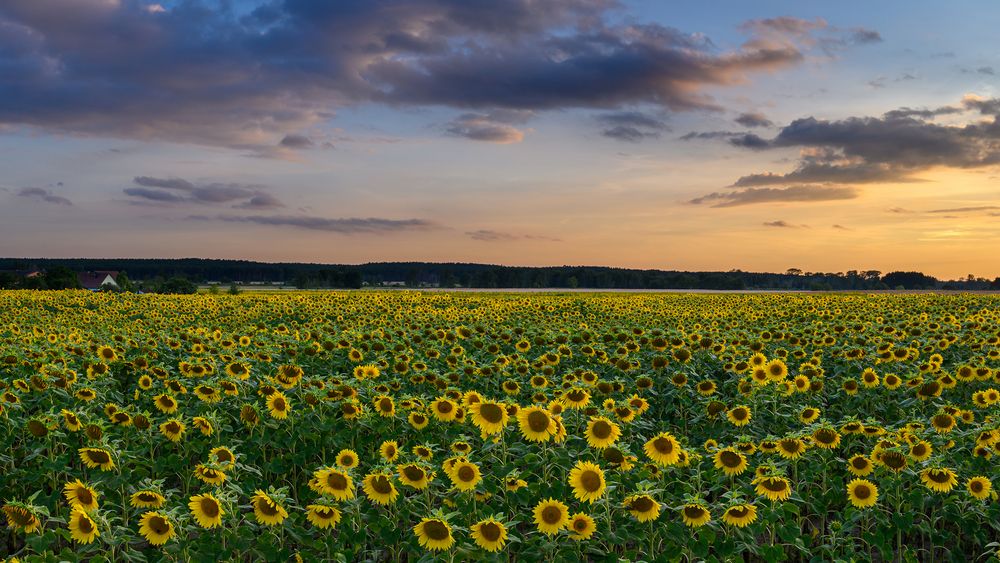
[2,1,999,278]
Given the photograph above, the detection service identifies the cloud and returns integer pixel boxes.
[466,229,561,241]
[444,110,532,143]
[596,111,669,142]
[927,205,1000,214]
[123,176,284,208]
[279,134,314,149]
[722,95,1000,186]
[16,186,72,205]
[680,130,744,140]
[886,207,914,214]
[763,220,804,228]
[734,112,773,128]
[0,3,876,150]
[689,185,859,207]
[977,66,995,76]
[190,214,437,234]
[832,224,851,230]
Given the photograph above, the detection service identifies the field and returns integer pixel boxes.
[1,290,999,562]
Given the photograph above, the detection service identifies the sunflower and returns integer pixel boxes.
[680,503,712,528]
[534,498,569,535]
[413,518,455,551]
[585,416,621,449]
[373,395,395,417]
[847,455,874,477]
[727,405,752,427]
[776,438,806,460]
[754,476,792,502]
[335,449,359,470]
[3,504,41,534]
[644,432,681,466]
[714,448,749,476]
[967,476,992,500]
[920,467,958,493]
[408,411,429,430]
[766,359,788,381]
[363,472,399,505]
[138,511,175,546]
[64,479,100,512]
[811,427,841,449]
[568,461,606,503]
[314,467,355,500]
[430,398,458,422]
[931,413,955,433]
[847,479,878,508]
[380,440,400,462]
[568,513,596,540]
[624,494,660,522]
[79,447,115,471]
[517,406,557,442]
[397,463,433,490]
[189,493,224,529]
[210,446,236,468]
[470,518,508,552]
[909,440,933,462]
[722,504,758,527]
[68,506,99,544]
[448,460,482,492]
[266,391,291,419]
[469,400,509,435]
[130,490,166,509]
[252,490,288,526]
[505,476,528,491]
[194,464,227,486]
[159,419,185,443]
[96,346,118,362]
[300,503,340,530]
[61,409,83,432]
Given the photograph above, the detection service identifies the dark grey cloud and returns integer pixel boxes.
[17,186,72,205]
[190,214,437,234]
[680,130,744,140]
[597,111,668,141]
[722,95,1000,186]
[763,220,806,228]
[734,112,773,128]
[124,176,284,208]
[444,110,532,143]
[927,205,1000,214]
[849,28,882,44]
[466,229,561,241]
[0,3,872,150]
[279,134,314,149]
[690,185,859,207]
[977,66,995,76]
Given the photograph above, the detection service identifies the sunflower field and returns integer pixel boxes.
[1,290,999,562]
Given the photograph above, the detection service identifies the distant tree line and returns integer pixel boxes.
[1,259,999,291]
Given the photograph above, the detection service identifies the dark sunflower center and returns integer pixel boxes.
[200,498,219,517]
[852,457,869,469]
[372,476,393,494]
[78,515,95,533]
[630,496,654,513]
[527,410,551,432]
[970,480,984,492]
[684,506,706,519]
[149,515,170,534]
[927,470,952,483]
[273,398,286,410]
[137,492,158,503]
[882,452,907,470]
[480,522,502,541]
[727,506,749,518]
[76,488,94,505]
[573,518,588,531]
[8,508,34,526]
[720,451,742,468]
[479,403,504,423]
[457,465,477,482]
[326,472,348,490]
[911,444,927,457]
[403,466,425,482]
[815,430,837,444]
[568,390,585,402]
[436,401,453,414]
[379,398,392,411]
[592,420,612,439]
[732,408,748,420]
[762,478,787,492]
[87,450,110,463]
[580,470,602,492]
[780,440,801,453]
[165,422,180,433]
[256,498,279,516]
[541,505,563,524]
[653,436,674,455]
[340,455,355,466]
[853,485,872,499]
[603,448,625,464]
[423,520,450,540]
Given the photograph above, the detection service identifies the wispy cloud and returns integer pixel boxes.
[190,214,438,234]
[690,185,859,207]
[763,220,807,228]
[123,177,284,209]
[466,229,562,242]
[17,187,72,206]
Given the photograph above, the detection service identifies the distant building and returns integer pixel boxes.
[77,271,120,291]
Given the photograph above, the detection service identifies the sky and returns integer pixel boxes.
[1,0,999,279]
